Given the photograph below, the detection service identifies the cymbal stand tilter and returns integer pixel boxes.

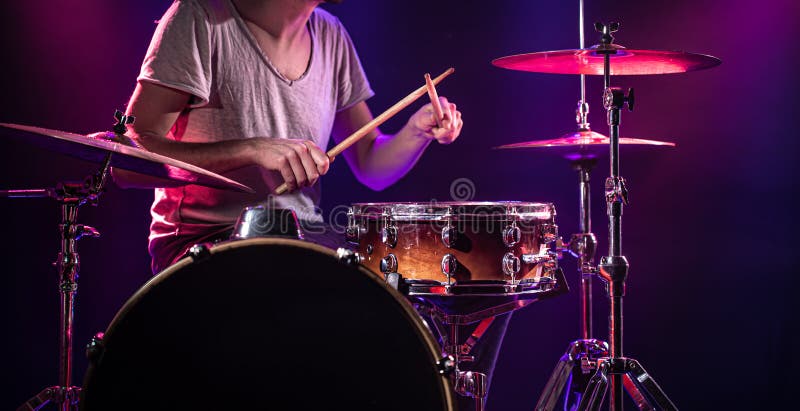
[6,112,132,411]
[576,23,676,411]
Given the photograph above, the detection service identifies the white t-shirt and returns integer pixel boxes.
[139,0,374,272]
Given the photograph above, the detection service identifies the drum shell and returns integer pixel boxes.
[81,238,455,410]
[350,202,557,283]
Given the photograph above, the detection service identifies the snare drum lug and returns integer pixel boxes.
[345,208,362,244]
[502,224,521,247]
[441,254,458,282]
[441,224,458,248]
[380,253,398,273]
[381,226,398,248]
[502,253,521,277]
[345,226,361,244]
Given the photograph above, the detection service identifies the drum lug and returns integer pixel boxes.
[441,223,458,248]
[502,252,521,278]
[336,248,363,267]
[381,226,398,248]
[380,253,398,273]
[345,208,363,244]
[441,254,458,283]
[502,223,521,247]
[85,332,105,364]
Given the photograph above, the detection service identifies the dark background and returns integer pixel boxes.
[1,0,797,409]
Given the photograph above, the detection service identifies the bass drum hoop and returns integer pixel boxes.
[81,238,455,410]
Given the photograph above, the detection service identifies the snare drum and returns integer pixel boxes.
[81,238,455,410]
[346,202,563,318]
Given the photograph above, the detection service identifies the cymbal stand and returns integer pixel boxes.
[576,22,677,411]
[536,2,611,408]
[7,112,130,410]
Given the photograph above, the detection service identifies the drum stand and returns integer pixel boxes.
[575,23,675,411]
[5,156,110,411]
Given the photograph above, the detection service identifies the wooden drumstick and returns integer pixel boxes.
[424,73,445,128]
[273,67,455,195]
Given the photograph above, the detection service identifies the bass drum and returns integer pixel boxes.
[81,238,455,410]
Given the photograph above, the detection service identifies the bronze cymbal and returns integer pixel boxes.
[492,44,721,75]
[494,130,675,160]
[0,123,255,193]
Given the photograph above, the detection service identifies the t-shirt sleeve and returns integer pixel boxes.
[137,0,213,108]
[332,18,374,112]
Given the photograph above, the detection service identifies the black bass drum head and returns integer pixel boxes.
[81,238,455,410]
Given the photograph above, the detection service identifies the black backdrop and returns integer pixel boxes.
[1,1,798,409]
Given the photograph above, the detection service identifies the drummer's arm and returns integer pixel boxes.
[111,82,260,189]
[112,82,329,191]
[332,98,462,191]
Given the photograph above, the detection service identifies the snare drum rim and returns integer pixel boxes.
[87,237,456,411]
[351,201,556,221]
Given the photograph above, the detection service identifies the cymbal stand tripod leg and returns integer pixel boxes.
[576,22,676,411]
[13,154,111,411]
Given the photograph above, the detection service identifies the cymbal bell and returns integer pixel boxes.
[494,130,675,160]
[492,44,721,75]
[0,123,255,193]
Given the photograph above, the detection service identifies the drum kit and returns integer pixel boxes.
[2,6,721,411]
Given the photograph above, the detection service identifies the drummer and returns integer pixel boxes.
[112,0,463,274]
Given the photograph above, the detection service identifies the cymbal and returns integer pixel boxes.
[492,44,721,75]
[494,130,675,160]
[0,123,255,193]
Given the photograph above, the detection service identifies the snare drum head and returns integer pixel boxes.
[81,238,454,410]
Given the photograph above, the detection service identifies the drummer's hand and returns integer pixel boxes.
[252,138,330,192]
[407,96,462,144]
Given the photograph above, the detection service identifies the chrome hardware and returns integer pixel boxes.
[441,254,458,282]
[455,371,488,401]
[540,223,558,244]
[568,232,597,260]
[380,253,398,273]
[502,223,521,247]
[522,245,557,265]
[380,207,397,248]
[336,248,363,267]
[437,355,456,375]
[381,226,398,248]
[345,208,361,243]
[502,253,520,276]
[187,243,211,262]
[441,222,457,248]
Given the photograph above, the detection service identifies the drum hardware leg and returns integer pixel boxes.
[576,358,676,411]
[535,339,608,411]
[6,154,112,411]
[441,322,490,411]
